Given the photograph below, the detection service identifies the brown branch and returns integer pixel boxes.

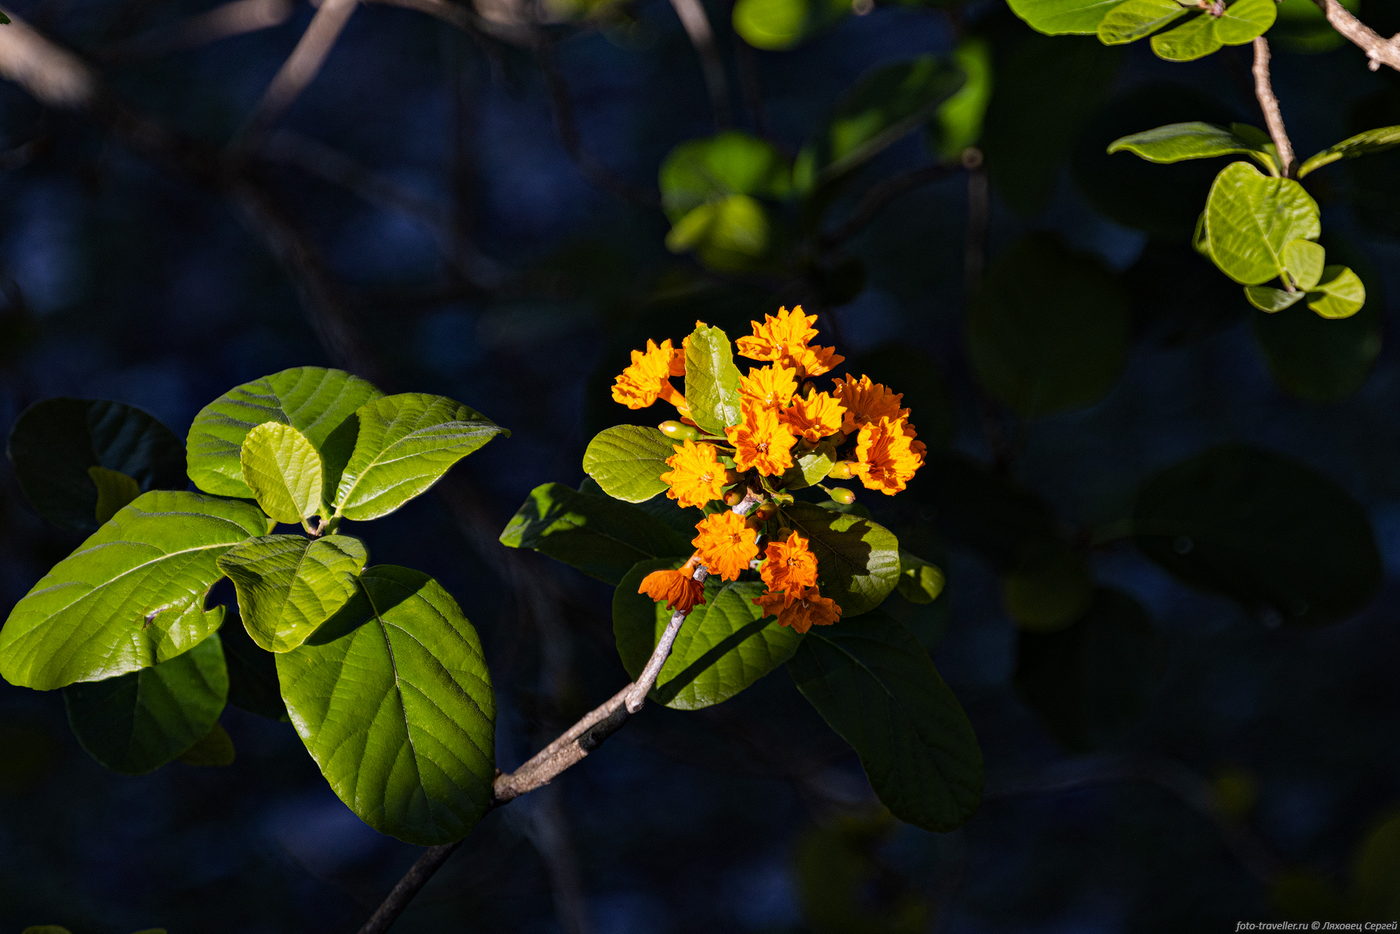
[240,0,360,141]
[1310,0,1400,73]
[100,0,296,61]
[1250,37,1295,178]
[667,0,731,129]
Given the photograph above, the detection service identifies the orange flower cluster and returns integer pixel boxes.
[618,306,926,632]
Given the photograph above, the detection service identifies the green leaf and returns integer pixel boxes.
[1014,588,1165,751]
[1097,0,1189,45]
[1254,291,1381,401]
[277,566,495,845]
[684,324,744,435]
[0,11,10,23]
[934,38,992,159]
[1107,121,1276,173]
[240,422,324,524]
[88,466,142,524]
[967,235,1129,417]
[781,503,900,617]
[178,721,237,767]
[1150,12,1222,61]
[21,927,73,934]
[614,562,801,709]
[798,56,964,187]
[333,393,506,521]
[1283,239,1326,291]
[218,535,369,652]
[789,613,982,832]
[659,131,791,221]
[1298,125,1400,177]
[896,551,945,605]
[1307,265,1366,319]
[0,491,269,690]
[1133,444,1382,625]
[63,635,227,774]
[1214,0,1278,44]
[500,483,693,585]
[1201,161,1321,286]
[8,398,185,532]
[731,0,845,50]
[1245,285,1306,313]
[1007,0,1124,34]
[780,440,838,491]
[664,194,772,272]
[582,425,676,503]
[186,366,383,499]
[1003,544,1094,633]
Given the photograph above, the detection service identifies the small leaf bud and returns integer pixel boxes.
[659,420,700,441]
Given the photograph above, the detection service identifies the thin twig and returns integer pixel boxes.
[1309,0,1400,73]
[624,567,709,712]
[819,162,955,249]
[667,0,730,129]
[1250,37,1295,178]
[240,0,360,142]
[101,0,295,61]
[356,842,463,934]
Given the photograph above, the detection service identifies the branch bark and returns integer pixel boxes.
[1250,37,1296,178]
[1310,0,1400,73]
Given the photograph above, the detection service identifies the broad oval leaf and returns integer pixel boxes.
[664,195,773,272]
[1299,125,1400,178]
[731,0,845,50]
[0,491,268,690]
[187,367,383,498]
[64,634,228,774]
[684,325,744,435]
[179,721,237,767]
[659,131,791,222]
[781,503,900,617]
[789,612,982,832]
[614,561,801,710]
[241,422,324,524]
[1308,265,1366,319]
[333,393,507,521]
[968,235,1129,417]
[1202,161,1321,286]
[8,398,185,532]
[1007,0,1123,35]
[218,535,368,652]
[500,483,692,585]
[896,551,945,605]
[1107,121,1275,171]
[1133,444,1382,625]
[582,425,676,503]
[276,566,495,845]
[1097,0,1189,45]
[1214,0,1277,45]
[1149,12,1221,61]
[1283,239,1326,291]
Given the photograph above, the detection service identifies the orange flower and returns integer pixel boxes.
[660,440,728,508]
[854,416,923,495]
[612,339,687,410]
[639,565,705,613]
[726,403,796,476]
[735,306,844,378]
[832,374,909,435]
[760,532,819,593]
[754,586,842,634]
[781,389,846,443]
[739,364,798,410]
[692,510,759,580]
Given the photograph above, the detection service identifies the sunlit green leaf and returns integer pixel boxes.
[8,398,185,532]
[1201,161,1321,285]
[0,491,267,690]
[684,324,744,435]
[896,551,944,605]
[781,503,900,616]
[1299,126,1400,178]
[582,425,676,503]
[1307,265,1366,319]
[240,422,324,524]
[732,0,845,49]
[187,367,383,499]
[665,194,772,271]
[64,635,227,774]
[614,562,801,709]
[333,393,506,521]
[1283,239,1325,291]
[660,132,791,221]
[1006,0,1123,35]
[1107,121,1276,173]
[1245,285,1306,314]
[789,612,982,832]
[1150,13,1221,61]
[935,38,992,159]
[277,566,494,845]
[1214,0,1278,44]
[1097,0,1189,45]
[218,535,368,652]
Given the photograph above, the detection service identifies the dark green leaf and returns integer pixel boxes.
[178,721,237,767]
[1254,292,1380,401]
[333,393,506,520]
[500,483,692,584]
[8,398,185,532]
[614,562,801,709]
[968,235,1128,416]
[240,422,324,524]
[789,613,982,832]
[88,466,141,524]
[781,503,900,616]
[218,535,368,652]
[0,491,268,690]
[1003,544,1094,632]
[277,566,494,845]
[64,635,227,774]
[186,366,383,498]
[582,425,676,503]
[684,324,744,435]
[1133,444,1382,625]
[1245,286,1306,314]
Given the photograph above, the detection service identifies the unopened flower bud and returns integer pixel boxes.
[659,420,700,441]
[829,487,856,506]
[829,460,859,480]
[753,501,779,521]
[724,490,744,507]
